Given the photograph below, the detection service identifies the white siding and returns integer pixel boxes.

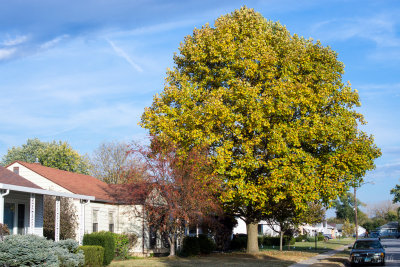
[7,163,73,194]
[6,162,148,254]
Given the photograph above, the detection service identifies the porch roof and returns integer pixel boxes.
[0,183,95,200]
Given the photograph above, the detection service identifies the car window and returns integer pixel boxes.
[353,241,382,249]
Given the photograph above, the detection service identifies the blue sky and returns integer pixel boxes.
[1,0,399,210]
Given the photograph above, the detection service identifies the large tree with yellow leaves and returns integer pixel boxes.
[141,7,381,253]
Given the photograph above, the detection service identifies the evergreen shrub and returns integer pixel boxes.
[180,236,200,257]
[230,234,247,250]
[0,235,84,267]
[83,231,115,265]
[263,236,295,246]
[295,234,308,242]
[79,245,104,267]
[197,234,216,254]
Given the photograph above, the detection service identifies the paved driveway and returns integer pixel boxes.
[381,239,400,266]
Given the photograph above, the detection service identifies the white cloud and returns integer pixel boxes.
[0,48,16,60]
[40,34,69,50]
[2,35,29,46]
[106,39,143,72]
[312,13,400,48]
[107,19,197,38]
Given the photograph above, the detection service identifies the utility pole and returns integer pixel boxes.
[354,186,358,240]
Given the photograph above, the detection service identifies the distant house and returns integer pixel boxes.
[335,223,366,237]
[377,221,399,237]
[1,161,166,256]
[233,218,280,237]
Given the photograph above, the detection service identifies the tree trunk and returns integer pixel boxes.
[280,231,283,251]
[246,222,259,253]
[168,235,176,257]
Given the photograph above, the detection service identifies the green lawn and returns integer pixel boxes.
[260,237,355,253]
[110,238,355,267]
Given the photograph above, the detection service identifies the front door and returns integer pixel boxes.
[17,204,25,234]
[4,203,15,234]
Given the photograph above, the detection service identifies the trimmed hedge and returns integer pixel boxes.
[83,232,115,265]
[230,234,295,250]
[79,245,104,267]
[263,236,295,246]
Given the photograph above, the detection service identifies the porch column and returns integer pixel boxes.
[0,190,10,224]
[29,193,35,234]
[78,200,90,245]
[55,197,60,242]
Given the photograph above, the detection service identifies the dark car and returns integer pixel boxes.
[370,232,381,240]
[349,238,385,266]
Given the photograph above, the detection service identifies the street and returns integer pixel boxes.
[380,239,400,266]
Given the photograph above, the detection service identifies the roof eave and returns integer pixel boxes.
[0,183,95,200]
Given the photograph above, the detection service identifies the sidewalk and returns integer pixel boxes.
[288,244,349,267]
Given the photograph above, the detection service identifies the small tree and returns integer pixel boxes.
[334,192,367,224]
[342,219,355,237]
[1,138,90,174]
[264,199,324,251]
[90,141,147,184]
[0,223,10,241]
[43,196,78,240]
[113,137,221,257]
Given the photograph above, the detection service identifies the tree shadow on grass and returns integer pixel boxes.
[111,253,300,267]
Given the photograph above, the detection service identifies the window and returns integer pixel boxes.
[13,167,19,174]
[258,224,263,235]
[108,212,114,233]
[149,225,157,249]
[92,210,98,232]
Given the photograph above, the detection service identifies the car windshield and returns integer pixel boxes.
[353,241,382,249]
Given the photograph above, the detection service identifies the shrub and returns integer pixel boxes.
[258,235,264,247]
[111,233,137,259]
[263,236,295,247]
[0,235,58,266]
[180,236,200,257]
[79,246,104,267]
[57,239,81,253]
[317,233,324,241]
[197,234,216,254]
[0,235,84,267]
[0,224,9,241]
[83,231,115,265]
[230,234,247,250]
[55,239,84,267]
[295,234,308,242]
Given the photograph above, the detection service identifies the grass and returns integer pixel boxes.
[109,238,355,267]
[258,237,355,253]
[110,250,318,267]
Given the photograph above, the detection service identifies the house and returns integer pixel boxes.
[0,165,93,237]
[233,218,280,237]
[377,221,399,238]
[2,161,166,255]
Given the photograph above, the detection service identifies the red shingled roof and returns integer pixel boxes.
[13,161,114,202]
[0,165,42,189]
